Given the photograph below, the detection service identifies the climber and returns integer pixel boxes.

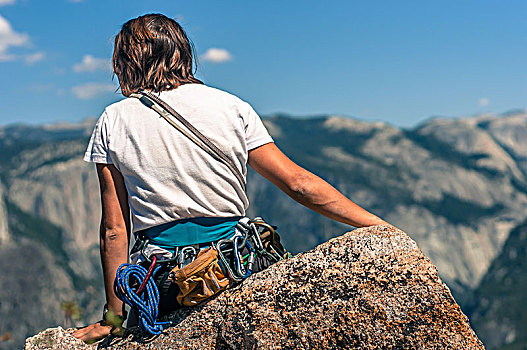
[73,13,388,343]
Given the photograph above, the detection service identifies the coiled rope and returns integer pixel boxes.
[114,262,170,336]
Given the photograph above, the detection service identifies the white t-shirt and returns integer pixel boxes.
[84,84,273,233]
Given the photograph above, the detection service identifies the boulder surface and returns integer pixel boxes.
[25,225,484,349]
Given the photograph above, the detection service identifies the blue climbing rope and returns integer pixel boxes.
[114,263,171,336]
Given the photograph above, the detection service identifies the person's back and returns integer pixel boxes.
[85,83,272,232]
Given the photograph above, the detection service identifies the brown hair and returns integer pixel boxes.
[113,14,203,97]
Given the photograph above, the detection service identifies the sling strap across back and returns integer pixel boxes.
[130,90,246,191]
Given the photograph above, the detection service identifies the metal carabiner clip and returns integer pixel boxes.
[179,246,197,267]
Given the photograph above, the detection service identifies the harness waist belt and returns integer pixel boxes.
[139,216,241,249]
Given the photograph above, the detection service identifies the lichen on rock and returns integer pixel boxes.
[25,225,484,349]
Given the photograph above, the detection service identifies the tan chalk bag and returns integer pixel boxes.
[168,247,231,307]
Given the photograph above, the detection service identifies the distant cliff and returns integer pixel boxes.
[469,220,527,349]
[25,225,484,349]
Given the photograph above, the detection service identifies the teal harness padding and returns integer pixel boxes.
[140,216,241,249]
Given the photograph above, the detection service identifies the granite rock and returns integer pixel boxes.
[25,225,484,349]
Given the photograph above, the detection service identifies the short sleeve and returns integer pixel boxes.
[83,110,113,164]
[242,102,274,151]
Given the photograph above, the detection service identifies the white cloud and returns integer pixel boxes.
[71,82,115,99]
[0,52,45,64]
[479,97,490,107]
[73,54,111,72]
[52,66,67,75]
[0,14,43,65]
[29,83,55,93]
[201,48,233,63]
[0,0,16,7]
[24,51,45,64]
[0,52,14,61]
[0,14,29,60]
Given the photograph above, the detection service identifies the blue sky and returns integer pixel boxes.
[0,0,526,127]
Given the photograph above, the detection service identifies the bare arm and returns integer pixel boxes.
[97,163,130,316]
[248,143,387,227]
[73,163,130,342]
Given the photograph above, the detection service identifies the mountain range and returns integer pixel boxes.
[0,110,526,349]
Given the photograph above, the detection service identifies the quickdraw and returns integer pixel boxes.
[215,217,289,282]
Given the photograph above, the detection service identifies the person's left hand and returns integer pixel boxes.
[72,320,115,344]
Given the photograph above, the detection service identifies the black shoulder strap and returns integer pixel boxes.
[130,90,246,191]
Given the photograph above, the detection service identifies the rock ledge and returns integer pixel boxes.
[25,225,484,349]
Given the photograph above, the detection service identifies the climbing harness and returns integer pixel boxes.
[114,217,290,336]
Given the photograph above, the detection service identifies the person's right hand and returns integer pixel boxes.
[72,320,116,344]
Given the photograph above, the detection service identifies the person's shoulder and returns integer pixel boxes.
[183,84,248,105]
[104,96,141,115]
